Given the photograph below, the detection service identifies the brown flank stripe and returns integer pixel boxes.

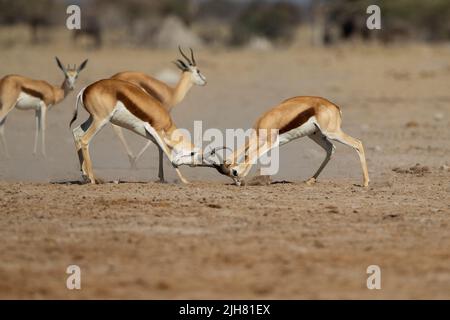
[279,107,316,134]
[117,91,156,126]
[141,84,164,105]
[22,86,45,101]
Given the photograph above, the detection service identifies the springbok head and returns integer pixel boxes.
[55,56,88,90]
[203,146,244,186]
[173,46,207,86]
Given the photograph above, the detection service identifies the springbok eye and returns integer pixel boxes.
[197,69,200,73]
[190,151,195,156]
[232,169,238,177]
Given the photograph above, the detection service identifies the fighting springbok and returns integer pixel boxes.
[109,47,206,183]
[70,79,210,184]
[0,57,88,157]
[212,96,369,187]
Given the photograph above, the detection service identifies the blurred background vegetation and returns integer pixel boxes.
[0,0,449,49]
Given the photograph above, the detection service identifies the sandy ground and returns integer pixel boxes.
[0,42,449,299]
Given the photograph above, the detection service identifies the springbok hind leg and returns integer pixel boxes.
[74,117,106,184]
[327,130,369,187]
[72,116,92,177]
[306,131,335,185]
[111,124,137,169]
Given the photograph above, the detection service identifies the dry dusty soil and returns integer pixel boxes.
[0,43,449,298]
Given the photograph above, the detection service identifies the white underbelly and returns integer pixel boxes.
[15,92,42,110]
[278,116,318,145]
[110,101,157,143]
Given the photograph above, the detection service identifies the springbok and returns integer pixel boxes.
[70,79,211,184]
[109,47,206,183]
[211,96,370,187]
[0,57,88,157]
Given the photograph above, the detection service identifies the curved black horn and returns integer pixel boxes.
[55,56,67,73]
[203,146,232,175]
[209,146,231,158]
[178,46,192,65]
[77,59,88,72]
[189,48,196,66]
[208,146,232,166]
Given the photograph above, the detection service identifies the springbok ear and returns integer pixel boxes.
[173,59,188,72]
[55,56,66,73]
[77,59,88,73]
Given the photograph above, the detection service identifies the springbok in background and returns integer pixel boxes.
[0,57,88,157]
[212,96,370,187]
[109,47,206,183]
[70,79,211,184]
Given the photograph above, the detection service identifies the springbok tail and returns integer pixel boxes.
[70,87,86,128]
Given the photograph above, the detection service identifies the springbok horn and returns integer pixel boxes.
[189,48,196,66]
[55,57,67,73]
[209,146,231,158]
[178,46,192,65]
[203,147,232,175]
[207,147,233,168]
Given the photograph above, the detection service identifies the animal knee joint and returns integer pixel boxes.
[72,126,84,141]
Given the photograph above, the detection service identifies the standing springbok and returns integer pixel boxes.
[70,79,211,184]
[212,96,369,187]
[109,47,206,183]
[0,57,88,157]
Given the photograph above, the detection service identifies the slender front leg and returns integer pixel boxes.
[0,116,9,158]
[143,124,190,184]
[0,94,19,158]
[40,104,47,157]
[174,168,189,184]
[240,131,276,179]
[134,140,152,164]
[156,145,189,184]
[33,108,41,156]
[157,146,165,182]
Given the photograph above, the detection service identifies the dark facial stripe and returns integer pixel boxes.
[279,107,316,134]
